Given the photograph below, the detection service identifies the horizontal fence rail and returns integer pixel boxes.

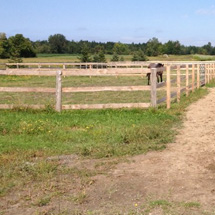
[0,87,55,93]
[0,62,215,111]
[62,103,151,110]
[0,69,151,76]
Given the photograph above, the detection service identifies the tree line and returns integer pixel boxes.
[0,33,36,62]
[1,33,215,62]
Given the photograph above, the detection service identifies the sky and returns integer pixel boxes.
[1,0,215,46]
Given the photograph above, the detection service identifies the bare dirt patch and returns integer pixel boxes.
[2,89,215,214]
[76,88,215,214]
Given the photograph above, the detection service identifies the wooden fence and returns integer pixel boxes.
[0,62,214,111]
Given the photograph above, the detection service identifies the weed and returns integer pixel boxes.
[206,79,215,88]
[72,191,88,204]
[35,195,51,207]
[183,201,201,208]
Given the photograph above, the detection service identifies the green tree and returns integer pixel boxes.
[132,50,148,61]
[93,54,100,62]
[33,40,51,53]
[48,34,68,53]
[93,45,104,54]
[111,53,119,62]
[98,50,106,62]
[146,37,162,56]
[79,43,91,62]
[138,50,148,61]
[0,33,9,58]
[202,42,213,55]
[162,40,182,55]
[132,52,139,61]
[119,56,124,61]
[67,40,79,54]
[8,34,36,58]
[113,43,129,55]
[105,42,115,54]
[93,50,106,62]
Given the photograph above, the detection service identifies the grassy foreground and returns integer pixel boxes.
[0,88,208,159]
[0,88,208,183]
[0,87,212,215]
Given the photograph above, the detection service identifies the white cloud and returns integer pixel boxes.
[196,5,215,15]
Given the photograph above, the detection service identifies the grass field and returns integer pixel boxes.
[0,75,164,106]
[0,86,211,214]
[1,54,215,64]
[0,88,208,184]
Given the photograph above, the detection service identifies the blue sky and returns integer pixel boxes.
[1,0,215,46]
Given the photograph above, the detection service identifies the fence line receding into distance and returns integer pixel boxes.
[0,62,214,111]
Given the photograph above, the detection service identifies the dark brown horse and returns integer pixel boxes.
[147,63,164,85]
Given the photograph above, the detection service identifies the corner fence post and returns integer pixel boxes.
[166,65,171,109]
[208,64,210,83]
[197,64,200,89]
[205,64,207,85]
[213,63,215,79]
[186,64,189,97]
[192,64,195,92]
[56,70,62,112]
[177,65,181,103]
[150,68,157,108]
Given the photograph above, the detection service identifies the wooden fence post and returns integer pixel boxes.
[207,64,211,83]
[213,63,215,79]
[205,64,207,84]
[197,64,200,89]
[177,65,181,103]
[186,64,189,97]
[166,65,171,109]
[150,68,157,108]
[210,64,212,82]
[207,64,210,83]
[192,64,195,92]
[56,70,62,112]
[213,64,215,79]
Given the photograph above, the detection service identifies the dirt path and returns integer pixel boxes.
[84,88,215,214]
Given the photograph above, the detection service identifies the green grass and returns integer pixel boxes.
[0,87,208,168]
[0,108,174,157]
[123,199,211,215]
[0,75,156,106]
[149,54,215,61]
[0,87,208,159]
[206,79,215,88]
[0,86,210,214]
[1,54,215,64]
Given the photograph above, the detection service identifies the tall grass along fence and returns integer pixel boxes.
[0,62,214,111]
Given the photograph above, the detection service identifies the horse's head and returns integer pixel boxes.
[156,63,164,68]
[148,63,164,68]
